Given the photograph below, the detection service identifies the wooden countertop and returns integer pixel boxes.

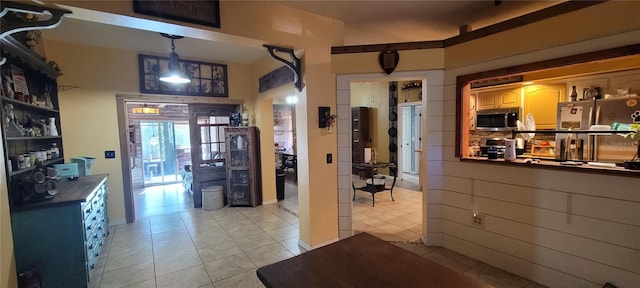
[12,174,108,211]
[257,232,490,288]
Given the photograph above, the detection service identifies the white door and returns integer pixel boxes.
[399,103,422,175]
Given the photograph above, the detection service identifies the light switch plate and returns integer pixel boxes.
[326,153,332,163]
[105,150,116,159]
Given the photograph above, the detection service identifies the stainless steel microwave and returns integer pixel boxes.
[475,108,521,131]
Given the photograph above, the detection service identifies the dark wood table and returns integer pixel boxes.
[352,162,397,206]
[256,232,491,288]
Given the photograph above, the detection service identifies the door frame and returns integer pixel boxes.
[397,101,422,181]
[116,94,242,223]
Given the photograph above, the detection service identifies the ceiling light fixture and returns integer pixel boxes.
[159,33,191,84]
[286,95,298,104]
[132,103,160,114]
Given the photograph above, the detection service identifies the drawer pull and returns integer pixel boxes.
[85,208,91,214]
[94,251,100,257]
[86,225,92,230]
[93,234,99,239]
[88,243,94,249]
[90,263,95,269]
[92,216,97,221]
[98,241,103,247]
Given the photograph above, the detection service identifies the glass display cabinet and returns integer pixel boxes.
[224,126,261,207]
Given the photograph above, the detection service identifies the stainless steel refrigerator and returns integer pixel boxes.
[556,97,640,163]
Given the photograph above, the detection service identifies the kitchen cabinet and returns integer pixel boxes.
[11,174,109,287]
[524,85,564,130]
[1,35,65,205]
[224,126,261,207]
[352,107,370,170]
[476,88,521,110]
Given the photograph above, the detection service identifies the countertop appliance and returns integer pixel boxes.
[556,97,640,162]
[71,157,95,176]
[475,108,521,131]
[479,137,506,158]
[479,137,526,158]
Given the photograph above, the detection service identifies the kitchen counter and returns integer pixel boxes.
[462,157,640,177]
[12,174,109,211]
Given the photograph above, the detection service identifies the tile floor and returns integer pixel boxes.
[92,176,546,287]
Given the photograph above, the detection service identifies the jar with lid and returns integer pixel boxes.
[51,143,59,158]
[241,104,249,126]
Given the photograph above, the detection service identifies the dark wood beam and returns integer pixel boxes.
[331,41,443,54]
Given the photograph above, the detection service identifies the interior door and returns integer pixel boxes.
[400,104,422,175]
[188,104,238,207]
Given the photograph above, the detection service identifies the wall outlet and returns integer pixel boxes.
[105,150,116,159]
[472,213,485,227]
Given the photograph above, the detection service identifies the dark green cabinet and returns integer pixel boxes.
[11,174,109,287]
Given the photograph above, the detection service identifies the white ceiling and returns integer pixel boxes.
[40,1,562,65]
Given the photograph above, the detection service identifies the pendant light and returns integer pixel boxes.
[159,33,191,84]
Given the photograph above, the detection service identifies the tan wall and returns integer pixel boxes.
[332,49,445,75]
[350,82,390,168]
[43,40,254,225]
[0,139,17,288]
[36,0,343,249]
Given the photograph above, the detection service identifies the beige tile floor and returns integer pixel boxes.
[92,176,546,288]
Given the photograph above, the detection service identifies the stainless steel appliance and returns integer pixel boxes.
[556,97,640,162]
[475,108,521,131]
[479,137,506,158]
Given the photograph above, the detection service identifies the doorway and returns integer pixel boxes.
[398,102,422,184]
[139,121,188,186]
[335,70,444,243]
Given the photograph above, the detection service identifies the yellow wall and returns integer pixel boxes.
[332,49,445,75]
[253,55,301,204]
[0,139,17,288]
[44,40,254,224]
[37,0,343,249]
[350,82,390,168]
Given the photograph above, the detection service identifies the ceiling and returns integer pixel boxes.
[40,1,563,65]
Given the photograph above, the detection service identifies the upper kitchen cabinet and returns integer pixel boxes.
[476,88,521,110]
[524,84,564,130]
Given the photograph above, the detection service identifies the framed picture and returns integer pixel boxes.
[133,0,220,28]
[138,54,228,97]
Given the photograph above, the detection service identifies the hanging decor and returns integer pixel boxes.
[138,53,228,97]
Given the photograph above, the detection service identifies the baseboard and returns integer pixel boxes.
[262,199,277,205]
[108,218,126,226]
[298,237,340,252]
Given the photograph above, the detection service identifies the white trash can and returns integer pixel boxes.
[202,186,224,211]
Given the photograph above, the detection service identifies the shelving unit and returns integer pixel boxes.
[1,35,64,205]
[352,107,369,173]
[224,126,261,207]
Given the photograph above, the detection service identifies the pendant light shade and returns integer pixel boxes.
[159,34,191,84]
